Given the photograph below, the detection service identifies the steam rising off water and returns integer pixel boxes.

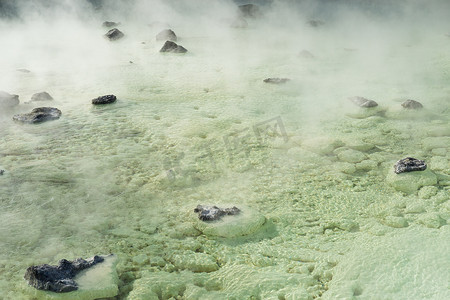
[0,1,449,299]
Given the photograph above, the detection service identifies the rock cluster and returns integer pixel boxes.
[194,205,240,221]
[13,107,61,124]
[24,256,105,293]
[92,94,117,105]
[394,157,427,174]
[160,41,188,53]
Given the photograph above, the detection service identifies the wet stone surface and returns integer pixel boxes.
[92,94,116,105]
[348,96,378,108]
[263,78,290,84]
[401,99,423,109]
[194,205,241,221]
[160,41,188,53]
[13,107,62,124]
[394,157,427,174]
[105,28,124,41]
[24,256,104,293]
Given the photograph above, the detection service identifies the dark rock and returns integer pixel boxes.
[13,107,62,124]
[238,4,262,18]
[298,50,314,58]
[307,20,325,27]
[263,78,290,84]
[17,68,31,73]
[0,91,19,108]
[401,99,423,109]
[0,170,4,175]
[156,29,177,42]
[105,28,124,41]
[92,94,116,105]
[31,92,53,102]
[103,21,120,28]
[348,96,378,108]
[160,41,187,53]
[24,256,104,293]
[394,157,427,174]
[231,17,248,28]
[194,205,240,221]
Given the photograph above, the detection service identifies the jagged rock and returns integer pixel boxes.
[30,91,53,102]
[156,29,177,42]
[103,21,120,28]
[263,78,290,84]
[92,94,116,105]
[24,256,104,292]
[307,20,325,27]
[298,50,314,58]
[0,91,19,108]
[160,41,187,53]
[105,28,124,41]
[231,17,248,28]
[194,205,240,221]
[401,99,423,109]
[348,96,378,108]
[238,4,262,18]
[394,157,427,174]
[13,107,61,124]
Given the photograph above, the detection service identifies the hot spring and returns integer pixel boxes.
[0,0,449,299]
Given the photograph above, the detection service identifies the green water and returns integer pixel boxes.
[1,6,450,299]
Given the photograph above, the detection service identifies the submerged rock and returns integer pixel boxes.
[102,21,120,28]
[194,205,240,221]
[401,99,423,109]
[394,157,427,174]
[13,107,61,124]
[238,4,262,18]
[0,91,19,108]
[30,91,53,102]
[24,256,104,292]
[263,78,290,84]
[156,29,177,42]
[160,40,188,53]
[105,28,124,41]
[348,96,378,108]
[92,94,116,105]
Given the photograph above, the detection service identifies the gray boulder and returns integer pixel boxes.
[0,91,19,108]
[92,94,116,105]
[394,157,427,174]
[194,205,240,221]
[105,28,124,41]
[156,29,177,42]
[401,99,423,109]
[13,107,62,124]
[31,92,53,102]
[160,41,187,53]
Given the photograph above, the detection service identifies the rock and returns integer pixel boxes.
[193,205,265,238]
[159,40,187,53]
[394,157,426,174]
[105,28,124,41]
[194,205,240,221]
[387,168,437,194]
[30,91,53,102]
[307,20,325,27]
[24,255,105,292]
[348,96,378,108]
[102,21,120,28]
[231,17,248,28]
[401,99,423,109]
[0,170,4,175]
[263,78,290,84]
[238,4,262,18]
[92,94,116,105]
[156,29,177,42]
[13,107,62,124]
[0,90,19,108]
[298,50,314,58]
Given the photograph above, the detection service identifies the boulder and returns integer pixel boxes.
[238,4,262,18]
[263,78,290,84]
[0,90,19,108]
[401,99,423,109]
[105,28,124,41]
[13,107,61,124]
[348,96,378,108]
[92,94,116,105]
[30,91,53,102]
[24,256,105,292]
[194,205,240,221]
[156,29,177,42]
[160,41,187,53]
[102,21,120,28]
[394,157,426,174]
